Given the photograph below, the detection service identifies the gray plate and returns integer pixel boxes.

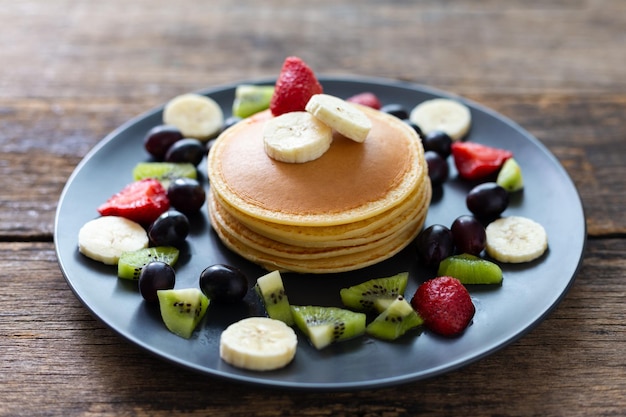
[54,77,586,391]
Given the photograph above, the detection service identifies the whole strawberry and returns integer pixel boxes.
[270,56,323,116]
[410,276,475,337]
[98,178,170,225]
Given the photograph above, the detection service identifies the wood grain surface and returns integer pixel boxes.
[1,1,625,416]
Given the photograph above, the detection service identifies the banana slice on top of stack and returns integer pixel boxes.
[207,94,432,274]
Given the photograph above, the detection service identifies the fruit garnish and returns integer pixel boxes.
[163,93,224,141]
[78,216,149,265]
[255,270,294,326]
[451,141,513,181]
[220,317,297,371]
[157,288,209,339]
[466,182,509,220]
[496,157,524,192]
[485,216,548,263]
[290,305,366,350]
[269,56,323,116]
[365,296,423,341]
[415,224,455,268]
[424,150,449,186]
[450,215,486,256]
[147,210,190,248]
[97,178,170,225]
[166,177,206,215]
[409,98,472,141]
[138,261,176,303]
[340,272,409,313]
[305,93,372,143]
[262,111,333,163]
[164,138,206,167]
[143,125,184,160]
[437,254,503,285]
[117,246,179,280]
[410,276,475,337]
[346,92,382,109]
[132,162,197,188]
[199,264,248,303]
[232,84,275,118]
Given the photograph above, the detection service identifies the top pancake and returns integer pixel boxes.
[207,105,426,226]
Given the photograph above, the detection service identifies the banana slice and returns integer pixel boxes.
[220,317,298,371]
[485,216,548,263]
[409,98,471,141]
[78,216,149,265]
[305,93,372,143]
[163,93,224,141]
[262,111,333,163]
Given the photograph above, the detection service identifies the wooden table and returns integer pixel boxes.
[2,1,625,415]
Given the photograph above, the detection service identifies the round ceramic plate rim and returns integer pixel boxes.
[54,76,586,391]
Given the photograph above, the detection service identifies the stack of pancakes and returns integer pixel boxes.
[207,105,432,274]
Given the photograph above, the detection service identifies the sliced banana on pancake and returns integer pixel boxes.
[305,93,372,143]
[262,111,333,163]
[409,98,471,141]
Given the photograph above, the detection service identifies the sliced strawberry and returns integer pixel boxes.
[451,141,513,181]
[346,92,382,110]
[270,56,323,116]
[410,276,475,337]
[98,178,169,225]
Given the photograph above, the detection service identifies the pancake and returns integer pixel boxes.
[208,106,426,226]
[206,103,432,273]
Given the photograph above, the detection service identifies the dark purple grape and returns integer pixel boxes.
[167,178,206,215]
[148,210,190,247]
[422,130,452,158]
[425,150,449,186]
[451,215,486,255]
[380,103,409,120]
[199,264,248,303]
[466,182,509,220]
[164,138,206,166]
[415,224,454,267]
[138,261,176,303]
[403,120,423,138]
[144,125,183,160]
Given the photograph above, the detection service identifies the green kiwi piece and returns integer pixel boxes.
[290,305,366,350]
[438,254,503,284]
[366,296,423,341]
[232,84,275,118]
[117,246,179,280]
[132,162,197,187]
[340,272,409,313]
[496,158,524,192]
[255,270,294,326]
[157,288,209,339]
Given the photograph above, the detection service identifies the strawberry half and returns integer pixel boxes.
[270,56,323,116]
[410,276,475,337]
[346,92,382,110]
[98,178,170,225]
[451,141,513,181]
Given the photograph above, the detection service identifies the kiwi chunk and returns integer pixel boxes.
[157,288,209,339]
[496,158,524,192]
[232,84,275,118]
[291,305,366,350]
[438,254,503,284]
[340,272,409,313]
[117,246,179,280]
[366,296,423,341]
[255,270,294,326]
[132,162,197,187]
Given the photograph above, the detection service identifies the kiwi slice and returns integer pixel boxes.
[290,305,366,350]
[117,246,179,280]
[232,84,275,118]
[437,254,503,284]
[132,162,197,187]
[496,158,524,192]
[255,270,294,326]
[366,296,423,341]
[157,288,209,339]
[340,272,409,313]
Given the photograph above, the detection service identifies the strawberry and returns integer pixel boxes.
[270,56,323,116]
[451,141,513,181]
[410,276,475,337]
[98,178,169,225]
[346,92,382,110]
